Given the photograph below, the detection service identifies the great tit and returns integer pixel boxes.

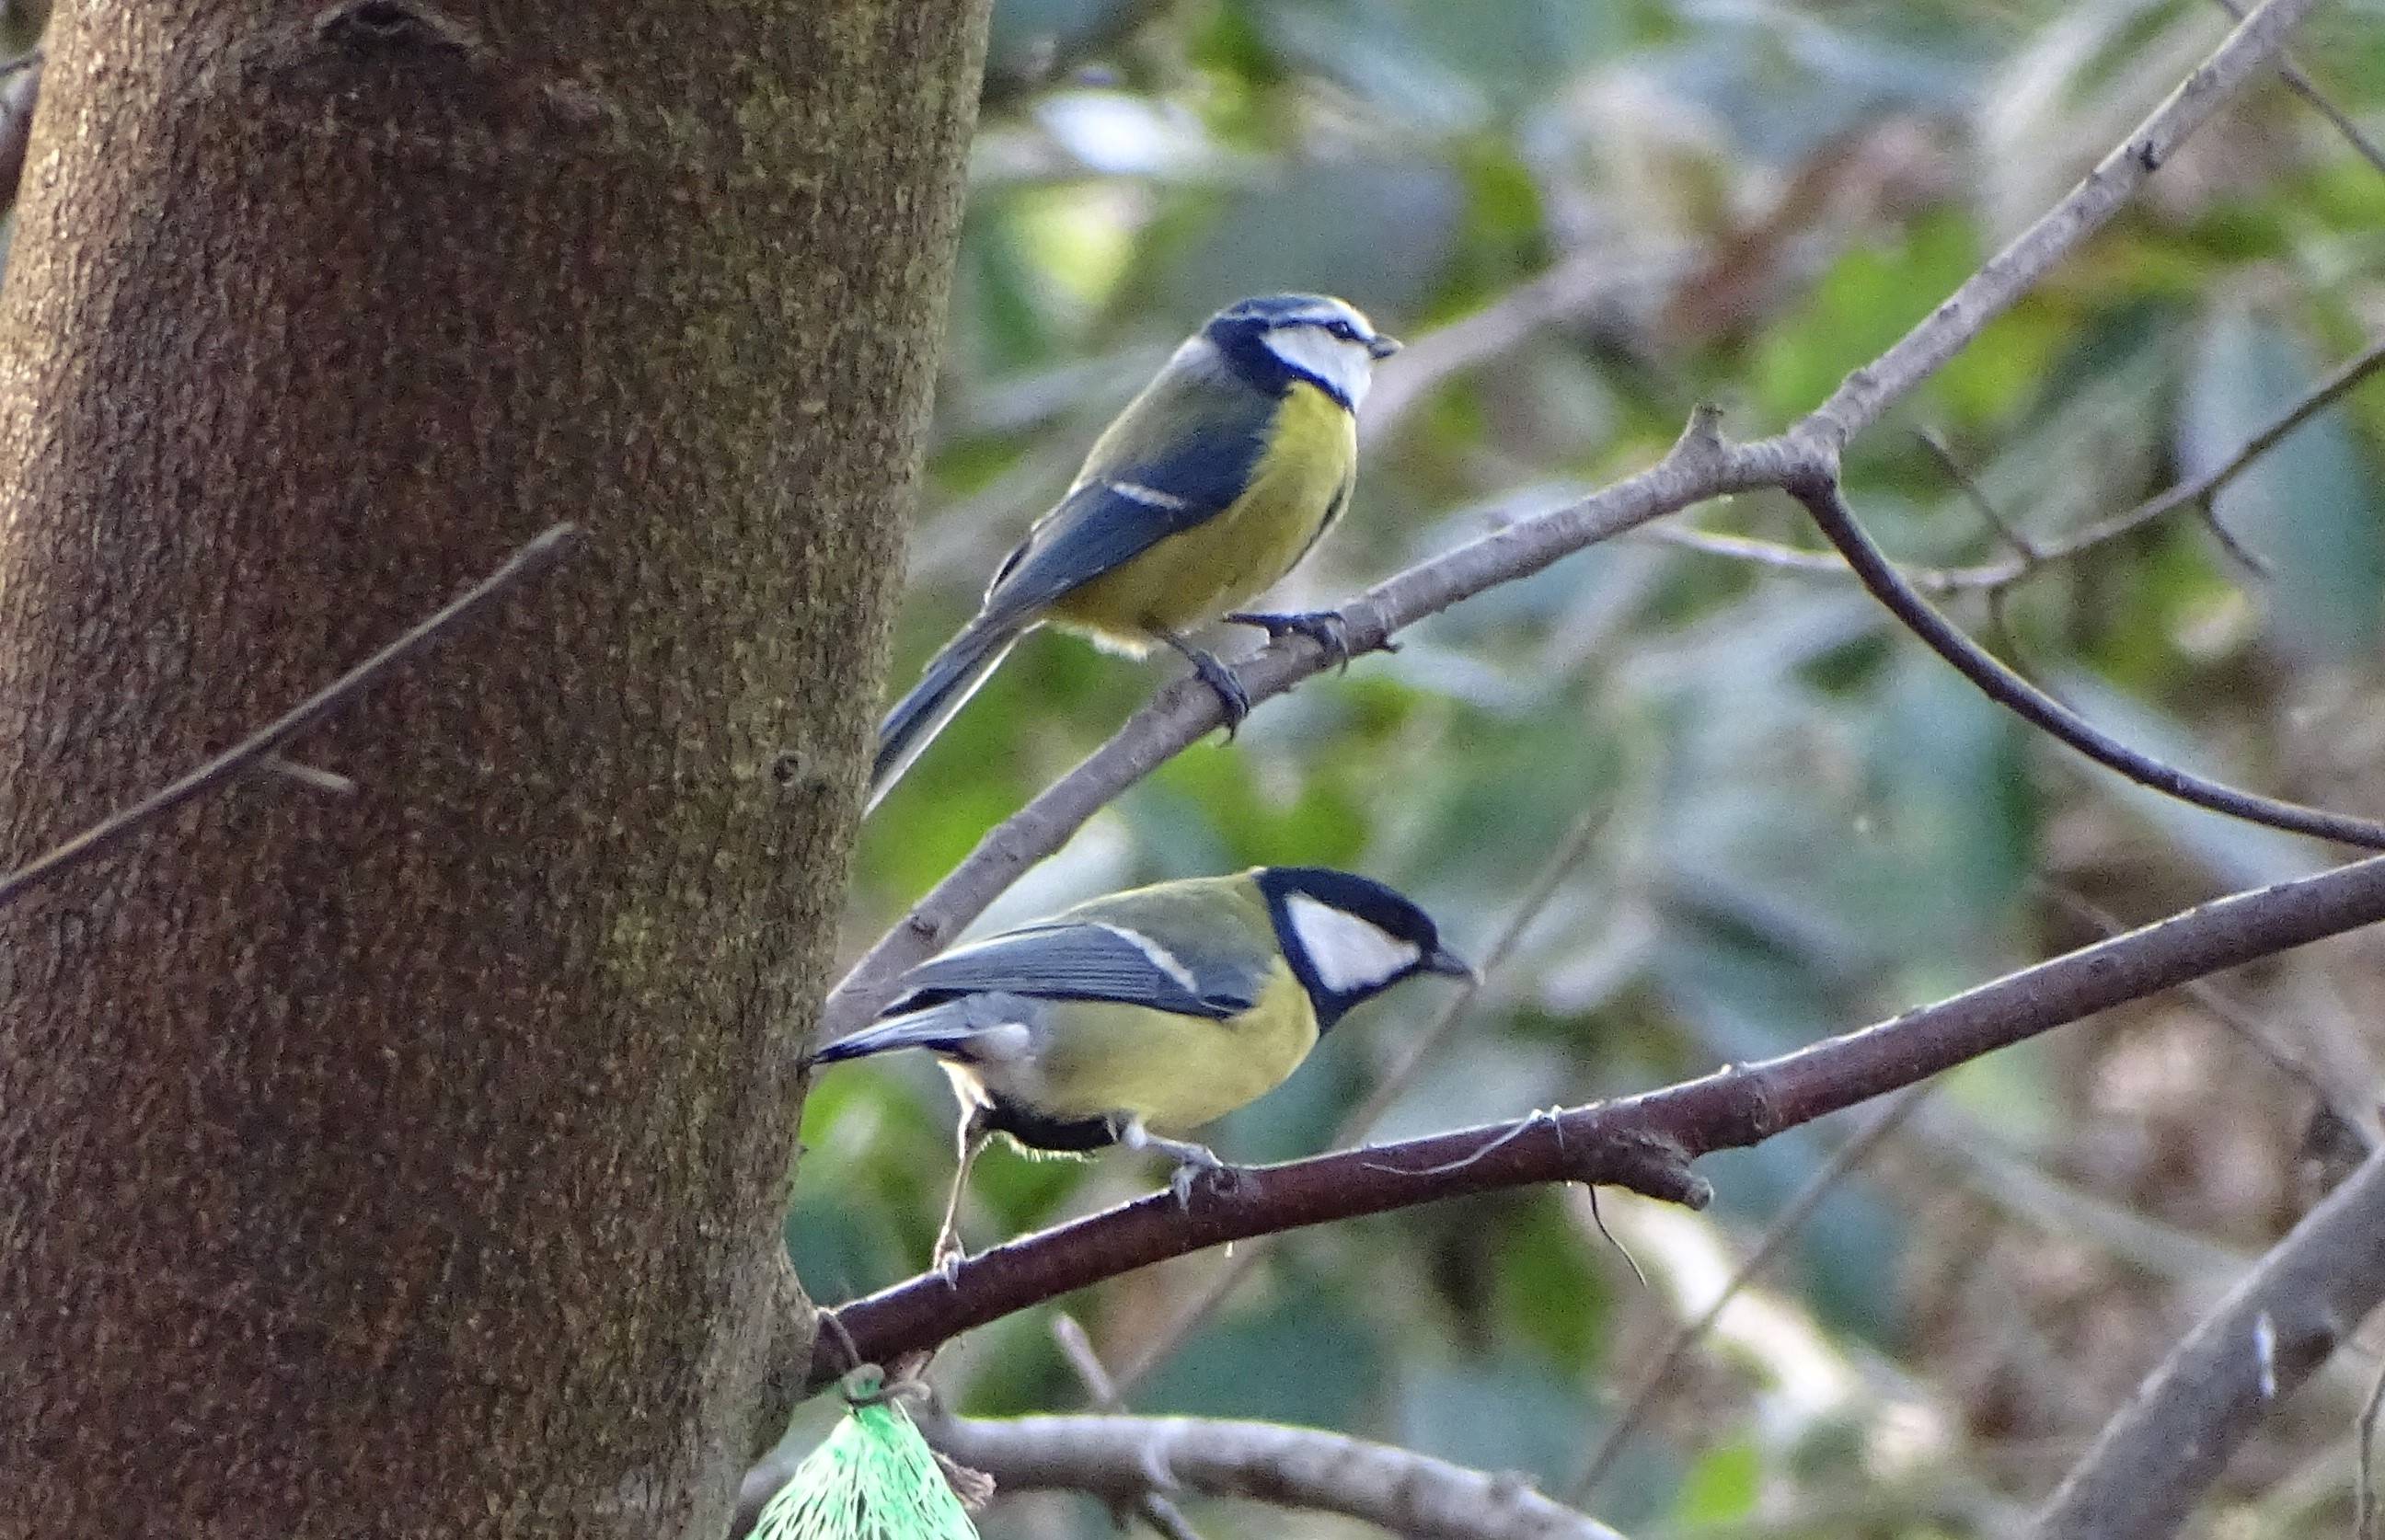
[868,294,1401,813]
[809,866,1469,1267]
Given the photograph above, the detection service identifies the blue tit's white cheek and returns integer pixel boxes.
[1285,893,1420,994]
[1260,328,1377,409]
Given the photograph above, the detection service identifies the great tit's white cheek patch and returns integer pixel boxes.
[1261,328,1377,408]
[1285,893,1421,994]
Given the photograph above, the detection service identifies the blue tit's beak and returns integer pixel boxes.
[1423,943,1475,981]
[1367,333,1402,360]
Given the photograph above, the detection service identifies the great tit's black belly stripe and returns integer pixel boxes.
[984,1095,1118,1155]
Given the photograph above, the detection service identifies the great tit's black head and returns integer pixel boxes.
[1199,293,1400,411]
[1254,866,1470,1029]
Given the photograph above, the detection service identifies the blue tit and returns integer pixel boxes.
[807,866,1469,1268]
[869,293,1400,813]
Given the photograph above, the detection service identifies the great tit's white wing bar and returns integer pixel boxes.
[977,390,1275,625]
[884,919,1262,1020]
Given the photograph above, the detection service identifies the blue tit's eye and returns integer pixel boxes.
[1329,321,1358,341]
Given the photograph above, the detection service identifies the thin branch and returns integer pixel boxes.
[1803,0,2323,448]
[1918,427,2039,563]
[258,755,359,796]
[1651,332,2385,596]
[1051,1316,1212,1540]
[2057,333,2385,569]
[2359,1356,2385,1540]
[807,846,2385,1387]
[924,1410,1630,1540]
[1780,465,2385,848]
[1362,247,1685,444]
[1565,1082,1936,1502]
[0,47,39,213]
[824,0,2332,1042]
[1107,800,1618,1398]
[2206,0,2385,178]
[2040,883,2377,1151]
[2031,1144,2385,1540]
[978,0,1170,111]
[0,523,583,911]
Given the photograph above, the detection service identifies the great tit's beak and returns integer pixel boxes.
[1367,333,1402,360]
[1423,943,1476,981]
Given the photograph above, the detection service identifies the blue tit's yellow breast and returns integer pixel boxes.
[1049,381,1356,643]
[982,965,1321,1136]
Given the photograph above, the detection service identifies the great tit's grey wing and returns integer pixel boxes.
[886,918,1263,1019]
[975,375,1276,625]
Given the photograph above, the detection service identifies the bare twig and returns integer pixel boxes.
[1362,247,1683,443]
[924,1410,1629,1540]
[2070,333,2385,569]
[1781,466,2385,848]
[808,845,2385,1387]
[825,0,2333,1042]
[2041,884,2378,1151]
[258,755,359,796]
[1804,0,2321,448]
[1051,1316,1212,1540]
[2358,1357,2385,1540]
[1918,427,2040,563]
[1652,332,2385,596]
[2206,0,2385,178]
[2032,1144,2385,1540]
[0,47,39,213]
[0,523,583,911]
[1566,1083,1936,1502]
[978,0,1169,110]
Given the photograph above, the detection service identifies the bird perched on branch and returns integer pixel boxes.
[806,867,1469,1270]
[868,293,1400,813]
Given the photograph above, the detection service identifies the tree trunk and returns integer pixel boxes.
[0,3,985,1535]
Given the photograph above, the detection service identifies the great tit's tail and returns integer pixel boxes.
[807,1000,1030,1067]
[868,616,1024,815]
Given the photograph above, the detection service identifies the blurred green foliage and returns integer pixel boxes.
[801,0,2385,1534]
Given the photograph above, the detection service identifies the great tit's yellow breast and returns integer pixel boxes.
[977,965,1320,1136]
[1049,382,1355,644]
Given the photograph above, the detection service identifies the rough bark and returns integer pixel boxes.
[0,3,986,1536]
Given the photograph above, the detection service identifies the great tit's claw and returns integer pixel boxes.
[1168,1153,1238,1208]
[1228,609,1354,673]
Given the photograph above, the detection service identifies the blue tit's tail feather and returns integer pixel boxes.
[868,617,1023,814]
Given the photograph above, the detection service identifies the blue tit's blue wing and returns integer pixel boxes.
[886,918,1264,1019]
[977,372,1276,623]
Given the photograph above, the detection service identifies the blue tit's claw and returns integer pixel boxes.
[931,1235,967,1288]
[1153,627,1254,735]
[1228,609,1354,673]
[1186,650,1251,736]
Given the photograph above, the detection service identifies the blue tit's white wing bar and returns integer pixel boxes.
[976,395,1277,627]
